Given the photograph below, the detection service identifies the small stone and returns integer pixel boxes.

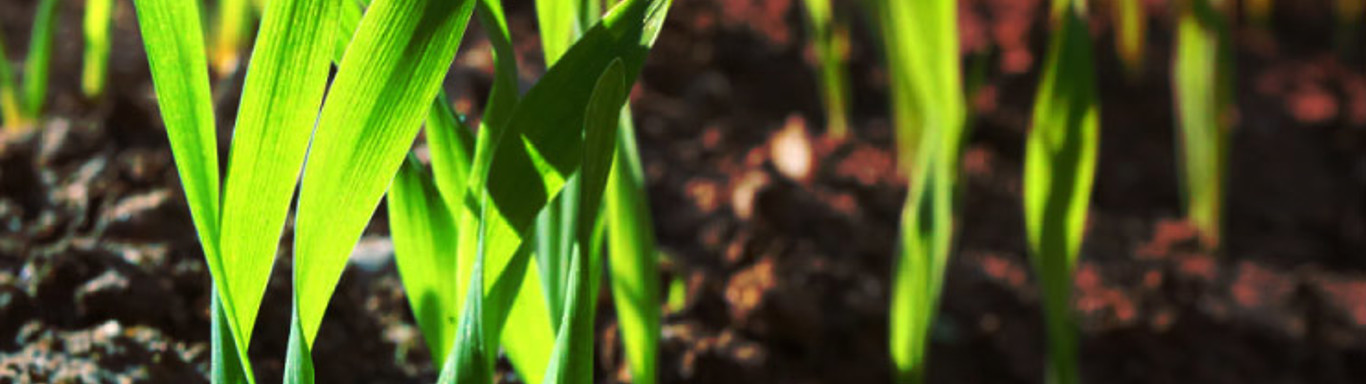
[729,171,768,220]
[349,236,395,272]
[37,119,105,168]
[769,115,812,182]
[99,189,181,241]
[0,285,34,345]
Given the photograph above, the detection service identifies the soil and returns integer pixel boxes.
[3,0,1366,383]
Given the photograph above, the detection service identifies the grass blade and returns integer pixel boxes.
[472,0,520,135]
[211,288,251,384]
[283,310,315,384]
[543,58,625,384]
[0,29,25,128]
[499,262,555,384]
[1173,0,1232,247]
[129,0,253,379]
[452,1,671,382]
[291,0,476,351]
[82,0,114,98]
[24,0,59,117]
[217,0,339,358]
[212,0,254,74]
[331,0,365,65]
[435,210,492,384]
[1023,2,1100,384]
[881,1,966,383]
[800,0,850,138]
[461,0,667,312]
[535,0,581,64]
[388,156,461,363]
[531,0,591,337]
[604,109,660,384]
[1113,0,1146,78]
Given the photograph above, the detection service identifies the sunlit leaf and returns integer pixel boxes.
[291,0,477,354]
[543,58,625,384]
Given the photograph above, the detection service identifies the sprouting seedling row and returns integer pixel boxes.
[119,0,1253,382]
[870,0,1237,383]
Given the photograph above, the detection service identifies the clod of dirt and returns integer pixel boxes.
[73,265,180,329]
[0,282,35,348]
[729,171,769,220]
[0,320,206,383]
[37,119,106,168]
[1288,85,1338,124]
[98,190,180,242]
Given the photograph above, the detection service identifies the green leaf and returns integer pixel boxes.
[535,181,577,332]
[666,273,686,313]
[331,0,364,63]
[604,109,661,384]
[535,0,580,64]
[129,0,252,379]
[799,0,850,137]
[23,0,59,116]
[499,262,555,384]
[435,209,492,384]
[428,92,478,217]
[435,192,539,384]
[880,1,966,383]
[212,0,255,74]
[217,0,339,355]
[472,0,519,134]
[0,28,26,128]
[877,0,965,173]
[543,58,625,384]
[453,1,671,382]
[454,0,670,311]
[284,310,315,384]
[1022,4,1099,384]
[388,156,461,364]
[529,0,611,326]
[291,0,476,350]
[211,287,252,384]
[82,0,114,97]
[531,0,595,332]
[133,0,220,244]
[1113,0,1146,78]
[1173,0,1231,246]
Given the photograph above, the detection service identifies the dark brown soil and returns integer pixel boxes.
[2,0,1366,383]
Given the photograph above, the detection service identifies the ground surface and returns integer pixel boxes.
[2,0,1366,383]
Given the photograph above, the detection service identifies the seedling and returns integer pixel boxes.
[877,1,967,383]
[800,0,852,138]
[1114,0,1146,78]
[211,0,254,74]
[1173,0,1232,247]
[0,0,59,130]
[83,0,114,97]
[1022,1,1100,383]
